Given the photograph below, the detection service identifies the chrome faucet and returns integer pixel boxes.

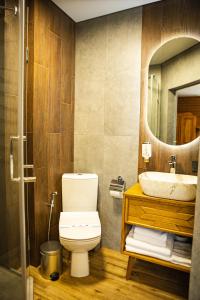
[168,155,176,174]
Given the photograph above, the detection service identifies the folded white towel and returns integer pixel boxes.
[126,231,174,257]
[125,245,171,261]
[133,232,172,247]
[132,226,169,247]
[171,254,191,267]
[125,245,191,267]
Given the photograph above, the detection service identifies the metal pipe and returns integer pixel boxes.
[17,1,27,298]
[47,192,58,241]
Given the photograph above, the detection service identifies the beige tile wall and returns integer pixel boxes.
[75,8,142,250]
[189,145,200,299]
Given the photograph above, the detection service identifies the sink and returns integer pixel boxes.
[139,171,197,201]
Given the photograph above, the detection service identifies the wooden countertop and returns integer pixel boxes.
[124,183,195,207]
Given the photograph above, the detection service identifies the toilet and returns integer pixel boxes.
[59,173,101,277]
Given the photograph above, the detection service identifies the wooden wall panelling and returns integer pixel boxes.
[139,0,200,175]
[60,12,75,176]
[28,0,75,266]
[48,32,61,133]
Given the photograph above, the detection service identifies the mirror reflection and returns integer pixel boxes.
[147,37,200,145]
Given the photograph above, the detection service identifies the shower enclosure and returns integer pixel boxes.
[0,0,32,299]
[148,74,161,139]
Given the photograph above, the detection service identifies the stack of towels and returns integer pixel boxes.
[171,238,192,267]
[125,226,191,267]
[125,226,174,261]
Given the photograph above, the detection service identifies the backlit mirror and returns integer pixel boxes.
[147,37,200,145]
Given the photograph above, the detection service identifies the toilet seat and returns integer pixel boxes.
[59,211,101,240]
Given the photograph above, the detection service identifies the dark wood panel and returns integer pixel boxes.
[47,133,61,169]
[60,103,73,132]
[49,0,62,36]
[48,32,61,133]
[28,0,75,266]
[34,167,49,243]
[61,18,75,104]
[34,0,50,68]
[33,63,48,168]
[47,167,62,229]
[60,132,74,173]
[139,0,200,175]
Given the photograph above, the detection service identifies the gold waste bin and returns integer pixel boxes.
[40,241,62,280]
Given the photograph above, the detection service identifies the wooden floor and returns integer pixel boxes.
[30,247,189,300]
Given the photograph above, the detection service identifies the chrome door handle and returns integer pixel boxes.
[24,176,36,183]
[24,164,34,168]
[10,136,20,182]
[23,136,36,183]
[10,136,36,183]
[23,163,36,183]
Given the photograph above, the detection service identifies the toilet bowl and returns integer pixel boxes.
[60,173,101,277]
[59,211,101,277]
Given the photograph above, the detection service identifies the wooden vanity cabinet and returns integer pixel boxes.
[121,183,195,278]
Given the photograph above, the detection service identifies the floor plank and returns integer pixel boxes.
[30,247,189,300]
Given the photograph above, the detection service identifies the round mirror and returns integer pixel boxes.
[147,36,200,145]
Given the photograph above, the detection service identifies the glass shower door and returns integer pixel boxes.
[0,0,29,299]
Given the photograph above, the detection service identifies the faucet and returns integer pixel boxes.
[168,155,176,174]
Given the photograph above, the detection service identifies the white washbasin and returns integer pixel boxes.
[139,171,197,201]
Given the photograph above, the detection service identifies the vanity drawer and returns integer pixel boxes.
[125,196,195,236]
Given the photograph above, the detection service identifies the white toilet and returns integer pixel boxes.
[59,173,101,277]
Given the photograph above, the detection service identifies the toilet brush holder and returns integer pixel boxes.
[40,240,62,280]
[40,192,62,280]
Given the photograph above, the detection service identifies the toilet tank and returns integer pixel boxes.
[62,173,98,211]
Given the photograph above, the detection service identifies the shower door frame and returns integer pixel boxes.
[0,0,32,298]
[17,0,31,298]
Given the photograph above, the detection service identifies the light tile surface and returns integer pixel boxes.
[189,147,200,300]
[75,8,142,250]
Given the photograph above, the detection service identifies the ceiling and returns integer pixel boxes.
[52,0,161,22]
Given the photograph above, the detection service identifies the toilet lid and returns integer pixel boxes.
[59,212,101,240]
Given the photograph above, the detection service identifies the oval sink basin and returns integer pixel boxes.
[139,171,197,201]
